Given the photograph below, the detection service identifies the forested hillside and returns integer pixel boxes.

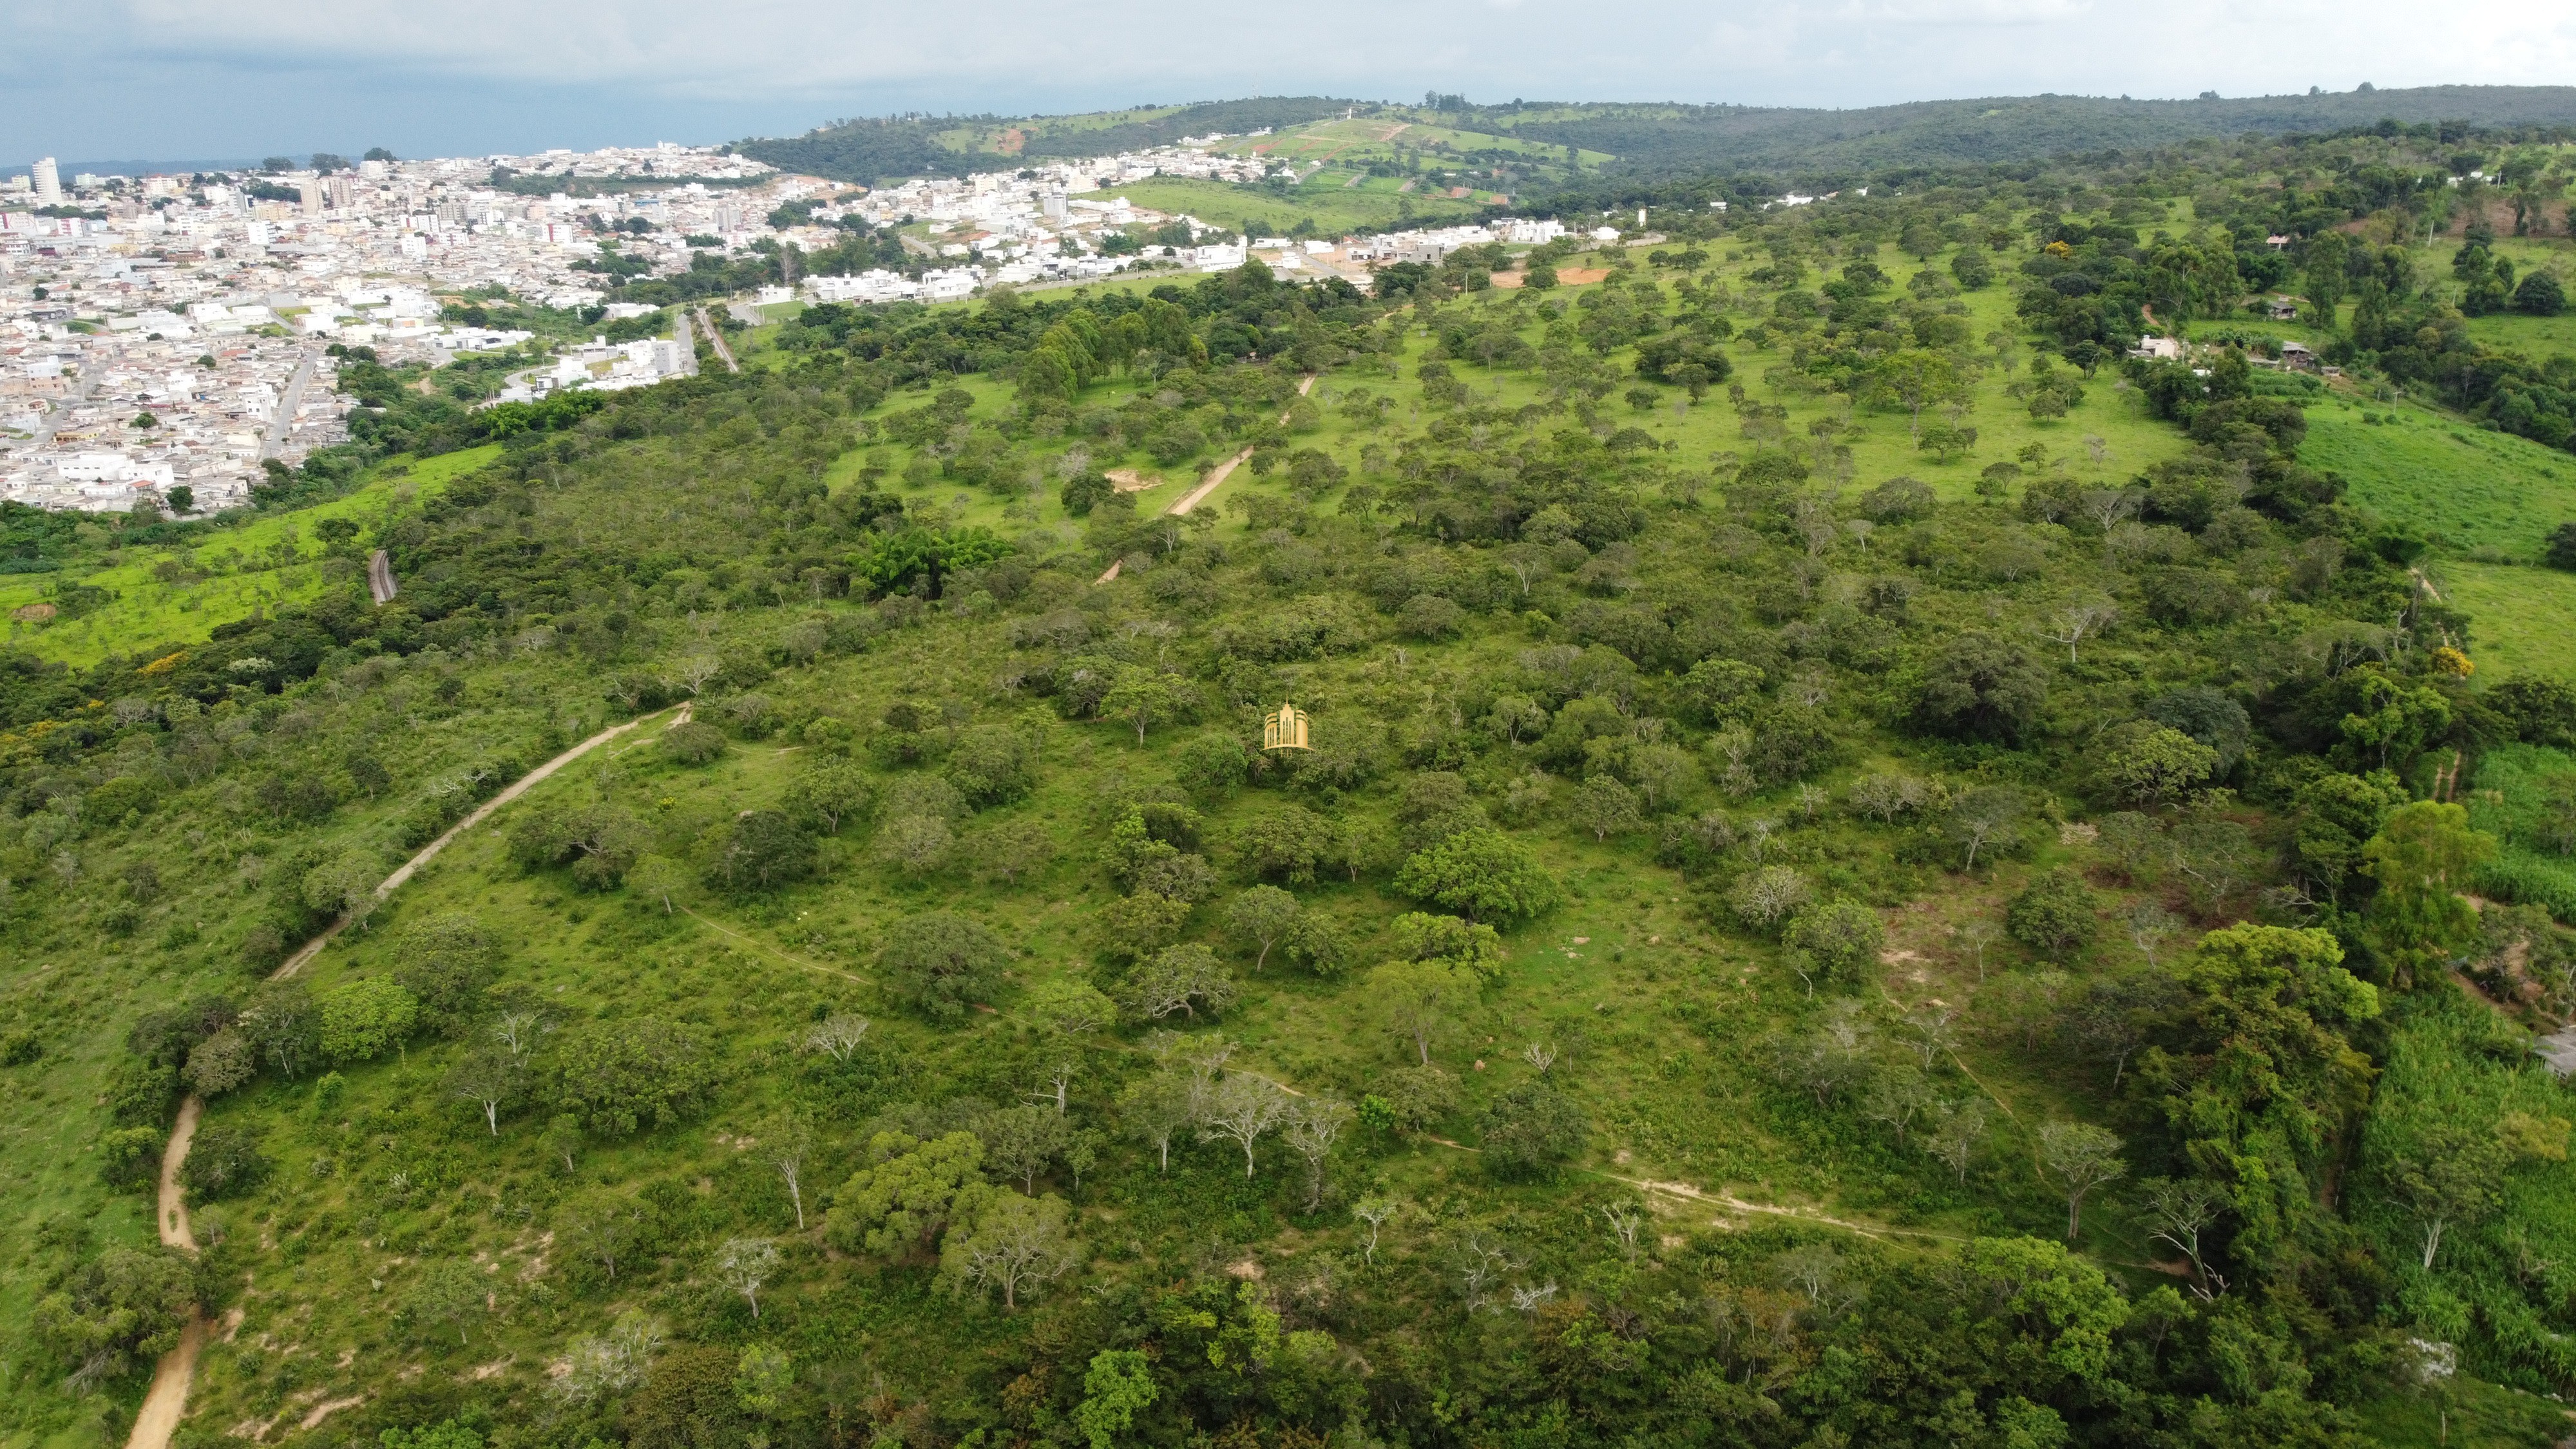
[13,120,2576,1449]
[1483,87,2576,178]
[739,86,2576,188]
[739,100,1361,186]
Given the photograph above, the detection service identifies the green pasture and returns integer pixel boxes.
[2300,399,2576,560]
[2439,563,2576,681]
[2463,744,2576,921]
[0,446,500,668]
[1107,176,1479,236]
[768,240,2226,553]
[1214,115,1614,168]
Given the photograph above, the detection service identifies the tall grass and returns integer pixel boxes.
[2466,746,2576,921]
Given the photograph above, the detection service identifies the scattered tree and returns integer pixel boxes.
[1223,886,1304,970]
[1196,1070,1293,1177]
[940,1192,1079,1309]
[1366,959,1477,1065]
[1284,1096,1356,1209]
[879,912,1011,1019]
[2037,1121,2126,1240]
[714,1236,781,1318]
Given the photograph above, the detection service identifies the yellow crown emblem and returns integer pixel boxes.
[1262,701,1311,752]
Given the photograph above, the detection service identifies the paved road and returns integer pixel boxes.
[27,362,105,449]
[671,310,700,376]
[260,351,318,461]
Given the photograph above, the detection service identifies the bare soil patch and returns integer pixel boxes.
[1491,269,1606,290]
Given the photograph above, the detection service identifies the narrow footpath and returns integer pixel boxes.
[124,1099,206,1449]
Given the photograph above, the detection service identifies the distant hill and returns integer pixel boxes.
[1483,86,2576,177]
[739,97,1367,185]
[743,86,2576,187]
[734,115,1004,186]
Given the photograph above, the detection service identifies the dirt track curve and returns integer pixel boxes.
[125,703,691,1449]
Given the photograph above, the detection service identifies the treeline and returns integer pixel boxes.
[1491,88,2576,180]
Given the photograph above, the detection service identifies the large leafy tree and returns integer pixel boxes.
[2360,801,2495,988]
[1916,632,2048,744]
[826,1131,993,1257]
[1393,827,1561,923]
[878,911,1011,1019]
[547,1018,716,1138]
[2135,925,2379,1272]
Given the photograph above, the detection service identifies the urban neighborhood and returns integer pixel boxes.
[1,138,1575,518]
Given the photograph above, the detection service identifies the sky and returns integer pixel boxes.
[6,0,2575,166]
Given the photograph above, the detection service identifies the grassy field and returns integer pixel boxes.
[2351,1378,2576,1448]
[1212,115,1616,168]
[2436,233,2576,354]
[2463,744,2576,920]
[2436,563,2576,680]
[1105,175,1482,237]
[0,446,500,667]
[736,243,2241,554]
[2298,401,2576,560]
[2463,305,2576,357]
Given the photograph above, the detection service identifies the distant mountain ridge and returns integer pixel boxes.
[1488,86,2576,176]
[740,86,2576,186]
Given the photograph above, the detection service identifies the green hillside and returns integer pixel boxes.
[15,118,2576,1449]
[741,86,2576,187]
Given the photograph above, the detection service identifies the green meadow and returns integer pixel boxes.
[1,446,500,668]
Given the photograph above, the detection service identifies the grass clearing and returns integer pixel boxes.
[1107,176,1479,236]
[2464,744,2576,920]
[2300,401,2576,560]
[0,446,501,668]
[2438,563,2576,681]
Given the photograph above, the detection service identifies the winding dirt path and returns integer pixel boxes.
[277,703,689,978]
[128,703,692,1449]
[1603,1171,1967,1243]
[126,1099,206,1449]
[1162,375,1315,518]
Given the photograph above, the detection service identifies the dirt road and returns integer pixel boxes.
[276,704,689,978]
[126,704,693,1448]
[697,308,739,374]
[1163,375,1315,518]
[125,1099,205,1449]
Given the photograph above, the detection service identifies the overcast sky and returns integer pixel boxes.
[6,0,2573,165]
